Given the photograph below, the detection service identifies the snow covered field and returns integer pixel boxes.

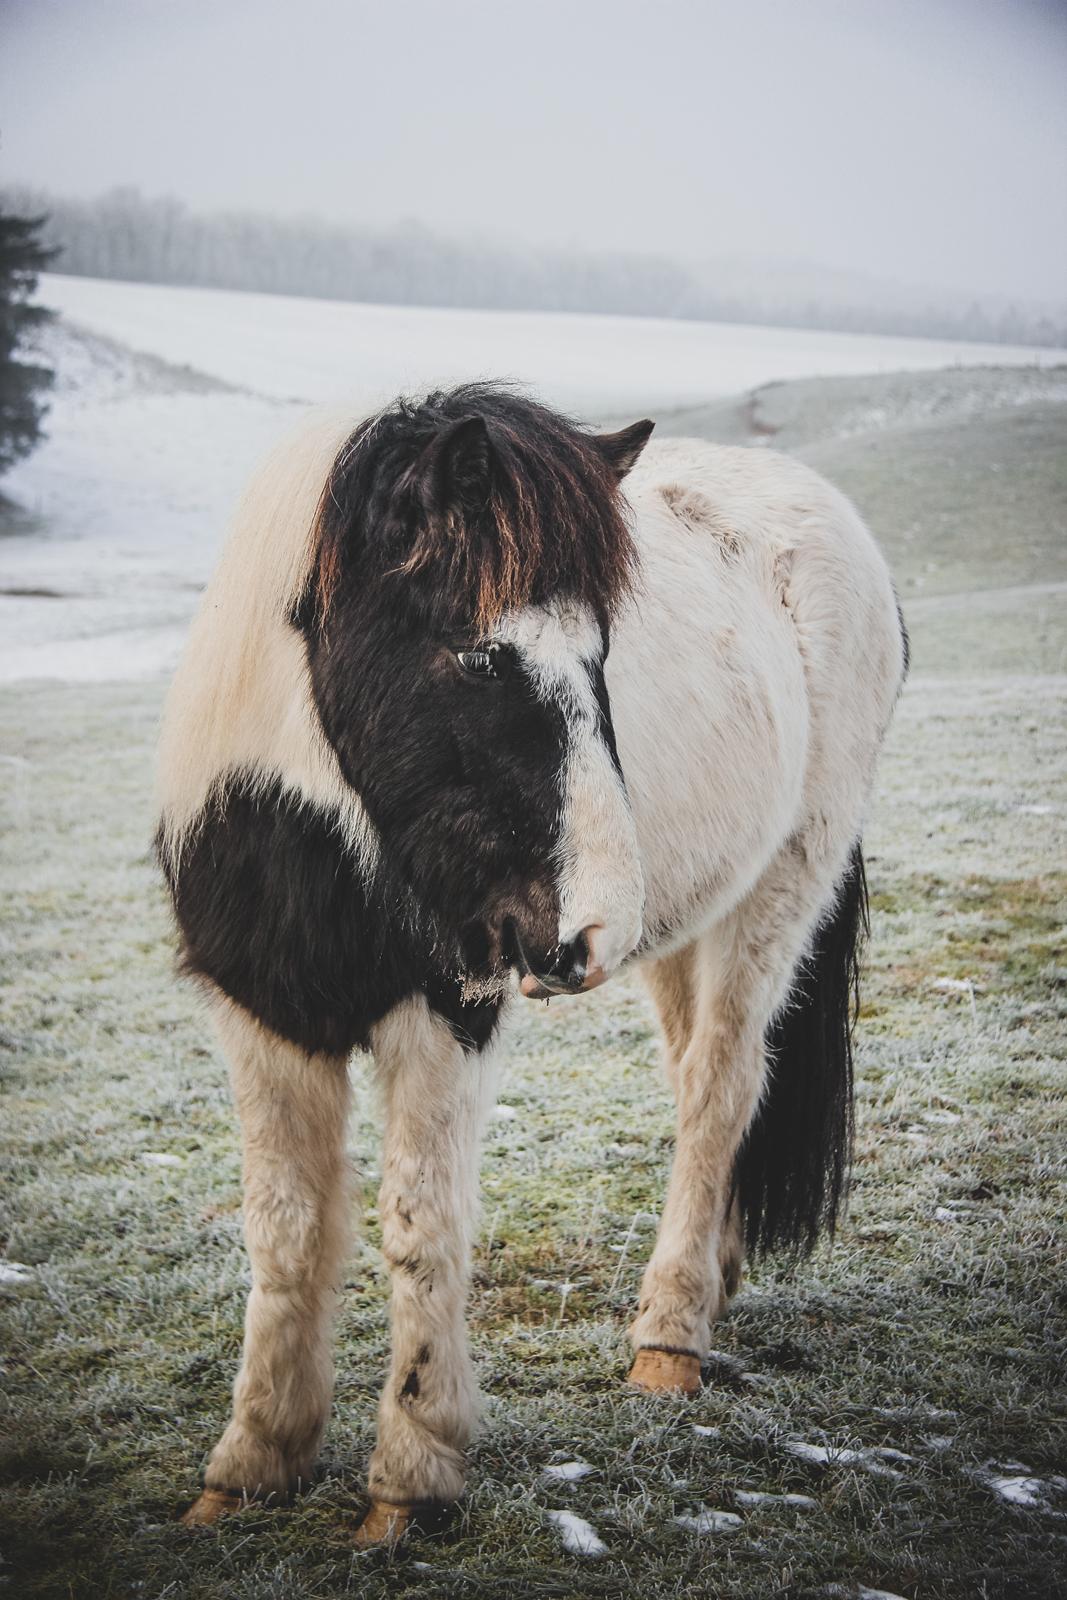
[3,274,1065,686]
[34,273,1067,414]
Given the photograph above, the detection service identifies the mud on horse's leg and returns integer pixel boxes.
[355,997,496,1548]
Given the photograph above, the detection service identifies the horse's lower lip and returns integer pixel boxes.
[519,971,570,1000]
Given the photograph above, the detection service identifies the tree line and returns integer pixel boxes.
[3,184,1064,350]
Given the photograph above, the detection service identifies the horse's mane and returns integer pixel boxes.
[307,383,639,633]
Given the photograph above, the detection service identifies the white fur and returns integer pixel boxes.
[155,410,379,875]
[497,601,644,976]
[609,439,901,952]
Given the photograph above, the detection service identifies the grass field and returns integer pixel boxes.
[2,360,1065,1599]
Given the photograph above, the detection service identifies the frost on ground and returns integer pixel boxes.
[1,349,1064,1600]
[545,1509,607,1557]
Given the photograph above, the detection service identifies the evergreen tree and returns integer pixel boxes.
[0,210,56,477]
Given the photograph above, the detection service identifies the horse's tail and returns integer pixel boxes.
[734,842,869,1257]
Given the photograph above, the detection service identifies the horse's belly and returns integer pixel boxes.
[607,512,808,954]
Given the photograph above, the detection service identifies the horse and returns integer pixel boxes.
[155,382,906,1545]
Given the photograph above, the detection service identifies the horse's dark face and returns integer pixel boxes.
[298,387,653,996]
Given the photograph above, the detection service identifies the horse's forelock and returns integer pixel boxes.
[307,385,639,634]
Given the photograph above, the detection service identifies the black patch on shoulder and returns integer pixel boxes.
[158,775,503,1057]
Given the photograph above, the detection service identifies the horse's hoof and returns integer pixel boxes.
[180,1487,244,1526]
[627,1348,702,1396]
[353,1499,416,1548]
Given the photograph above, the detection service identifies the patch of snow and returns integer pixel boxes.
[542,1460,594,1483]
[0,318,288,685]
[873,1405,957,1422]
[0,1262,35,1285]
[673,1508,744,1534]
[693,1424,721,1438]
[983,1470,1057,1508]
[734,1490,817,1509]
[921,1109,962,1124]
[786,1441,914,1477]
[492,1103,518,1120]
[140,1152,184,1168]
[931,977,982,993]
[545,1509,607,1557]
[822,1588,909,1600]
[1016,804,1056,816]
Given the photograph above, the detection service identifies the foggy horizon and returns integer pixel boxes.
[3,0,1065,308]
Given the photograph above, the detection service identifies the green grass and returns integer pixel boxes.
[2,369,1066,1599]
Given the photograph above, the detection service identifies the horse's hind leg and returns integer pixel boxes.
[629,840,847,1394]
[182,1001,351,1523]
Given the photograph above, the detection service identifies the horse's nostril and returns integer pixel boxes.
[545,932,589,991]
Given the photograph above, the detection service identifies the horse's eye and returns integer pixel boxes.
[457,648,499,679]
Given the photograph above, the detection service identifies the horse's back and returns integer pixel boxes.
[612,438,904,953]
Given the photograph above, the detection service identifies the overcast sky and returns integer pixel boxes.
[2,0,1065,303]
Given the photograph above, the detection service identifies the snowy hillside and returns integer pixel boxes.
[35,273,1067,415]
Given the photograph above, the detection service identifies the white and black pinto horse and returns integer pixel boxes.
[156,384,905,1543]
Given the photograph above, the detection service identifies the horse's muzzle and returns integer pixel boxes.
[513,926,610,1000]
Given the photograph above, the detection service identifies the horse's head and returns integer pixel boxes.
[297,385,653,1000]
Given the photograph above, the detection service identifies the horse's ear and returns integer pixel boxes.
[593,418,655,480]
[422,413,494,513]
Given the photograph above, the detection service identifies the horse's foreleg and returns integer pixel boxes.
[359,997,496,1545]
[183,1001,351,1522]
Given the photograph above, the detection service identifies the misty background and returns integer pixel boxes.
[2,0,1066,344]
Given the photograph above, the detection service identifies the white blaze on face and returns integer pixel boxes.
[497,601,644,983]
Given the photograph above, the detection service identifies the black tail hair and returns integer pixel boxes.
[734,842,869,1257]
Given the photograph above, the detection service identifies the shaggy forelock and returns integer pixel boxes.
[309,383,638,633]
